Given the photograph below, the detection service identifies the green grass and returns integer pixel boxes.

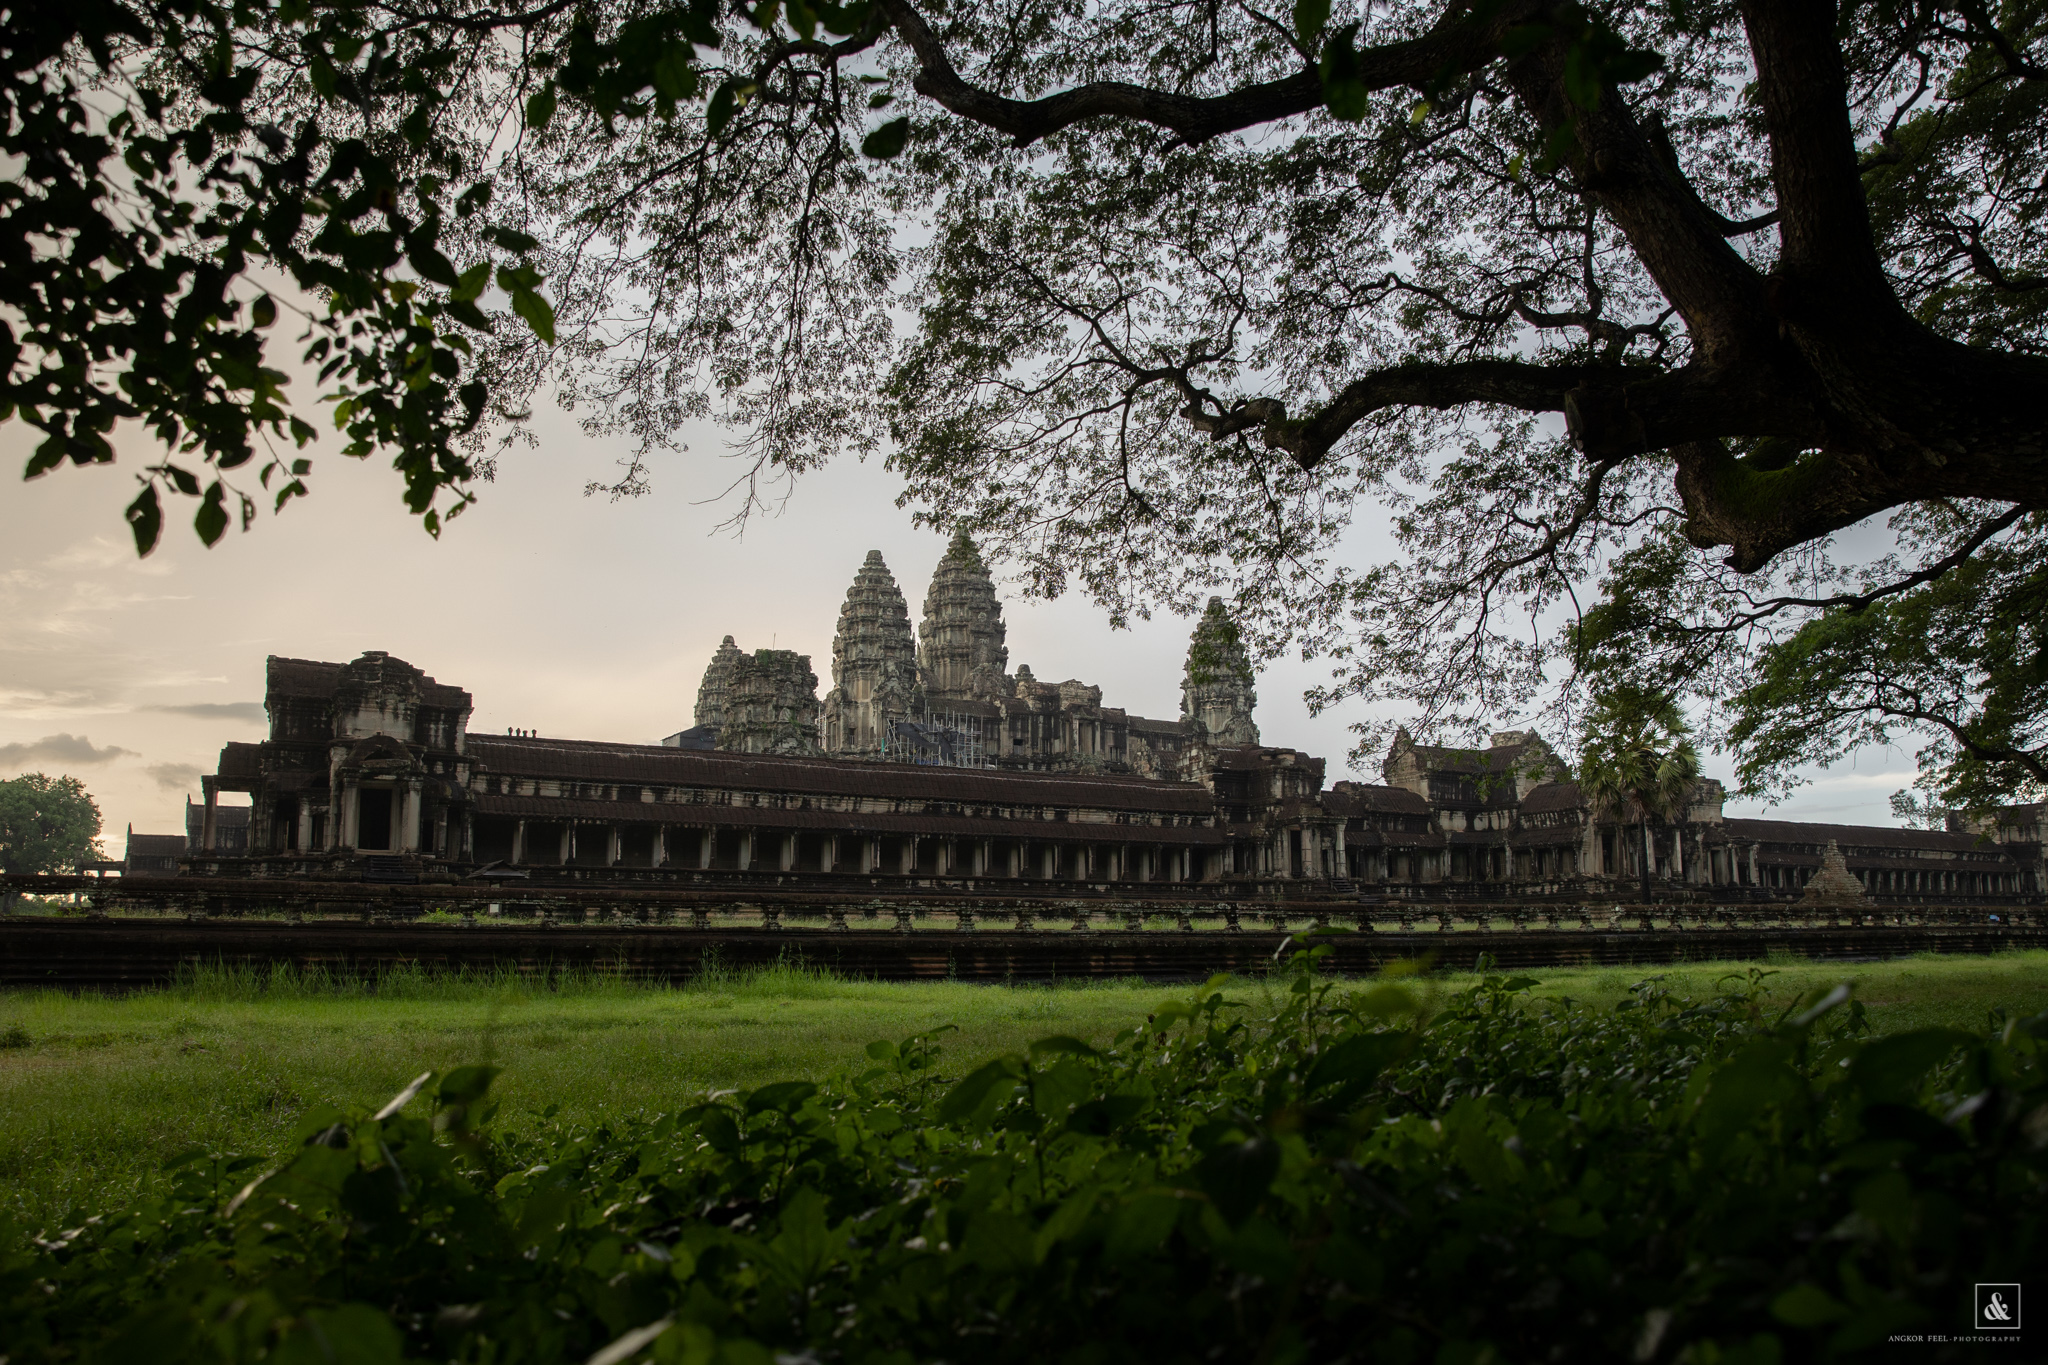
[1,950,2042,1234]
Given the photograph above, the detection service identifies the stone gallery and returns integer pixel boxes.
[179,537,2045,907]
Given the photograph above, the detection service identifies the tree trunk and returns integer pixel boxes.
[1640,819,1655,903]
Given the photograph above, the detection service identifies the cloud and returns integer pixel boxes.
[146,701,267,723]
[0,733,137,768]
[145,762,205,791]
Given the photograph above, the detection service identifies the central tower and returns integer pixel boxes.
[918,530,1011,701]
[822,550,921,758]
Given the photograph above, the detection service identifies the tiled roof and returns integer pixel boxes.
[1519,782,1587,815]
[1715,818,2008,855]
[1401,742,1539,774]
[125,833,186,858]
[1321,784,1431,815]
[268,656,343,698]
[470,794,1227,844]
[217,741,265,780]
[264,655,469,710]
[465,736,1216,813]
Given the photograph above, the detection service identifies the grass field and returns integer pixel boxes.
[2,949,2043,1234]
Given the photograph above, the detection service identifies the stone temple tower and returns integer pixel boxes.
[918,530,1011,701]
[718,649,822,756]
[1180,597,1260,748]
[694,635,743,730]
[823,551,921,758]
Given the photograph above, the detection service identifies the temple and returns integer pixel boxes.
[179,539,2045,907]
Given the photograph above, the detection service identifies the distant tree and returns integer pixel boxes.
[0,774,105,876]
[1888,790,1953,831]
[1577,686,1701,902]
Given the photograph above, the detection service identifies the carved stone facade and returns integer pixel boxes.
[694,539,1242,779]
[823,550,923,758]
[1181,597,1260,751]
[183,649,2044,907]
[920,531,1012,701]
[719,649,823,756]
[693,636,742,729]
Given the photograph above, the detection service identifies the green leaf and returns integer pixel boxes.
[447,299,495,332]
[452,262,491,302]
[862,115,911,159]
[962,1208,1036,1275]
[707,81,738,136]
[251,294,277,327]
[1103,1193,1179,1262]
[937,1056,1024,1124]
[745,1080,818,1116]
[1028,1035,1101,1059]
[1293,0,1330,46]
[1771,1282,1850,1328]
[1305,1031,1404,1096]
[696,1108,741,1152]
[1196,1137,1280,1227]
[438,1064,501,1106]
[1848,1029,1971,1105]
[272,1304,405,1365]
[510,288,556,344]
[126,483,163,557]
[194,482,229,546]
[1694,1040,1804,1147]
[526,82,557,130]
[1319,24,1370,122]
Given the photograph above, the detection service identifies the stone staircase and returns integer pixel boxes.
[363,855,420,885]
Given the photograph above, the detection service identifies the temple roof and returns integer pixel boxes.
[465,735,1216,812]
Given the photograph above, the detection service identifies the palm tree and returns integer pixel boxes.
[1577,686,1703,902]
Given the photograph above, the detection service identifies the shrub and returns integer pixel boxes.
[4,948,2041,1363]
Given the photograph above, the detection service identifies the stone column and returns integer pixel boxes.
[699,831,714,869]
[780,833,796,872]
[403,780,426,853]
[200,779,220,852]
[824,834,838,873]
[652,826,667,867]
[462,810,474,861]
[339,778,359,851]
[905,837,919,875]
[296,801,314,854]
[978,840,992,877]
[739,831,755,871]
[606,825,622,865]
[512,819,526,864]
[558,825,573,865]
[1333,822,1348,878]
[865,837,880,874]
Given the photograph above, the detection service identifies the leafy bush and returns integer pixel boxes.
[4,950,2041,1364]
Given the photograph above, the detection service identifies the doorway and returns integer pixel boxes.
[357,789,393,850]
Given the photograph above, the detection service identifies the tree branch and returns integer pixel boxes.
[879,0,1505,147]
[1739,0,1893,296]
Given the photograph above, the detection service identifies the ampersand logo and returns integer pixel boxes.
[1975,1284,2021,1331]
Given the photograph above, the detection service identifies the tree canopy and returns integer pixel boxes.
[0,773,105,876]
[1577,684,1703,899]
[6,0,2044,809]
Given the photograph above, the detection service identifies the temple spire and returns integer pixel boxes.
[694,635,742,729]
[823,551,920,758]
[918,530,1011,701]
[1180,597,1259,747]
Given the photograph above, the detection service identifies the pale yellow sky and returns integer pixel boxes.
[1,401,1914,855]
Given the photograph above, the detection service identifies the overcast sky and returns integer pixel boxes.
[2,400,1920,857]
